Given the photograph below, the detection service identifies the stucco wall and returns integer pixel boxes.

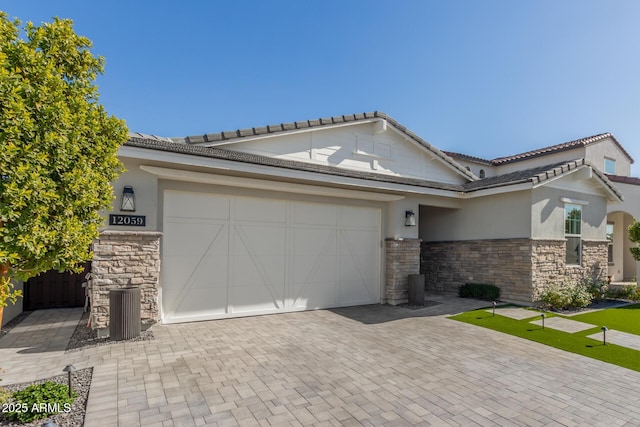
[585,140,632,176]
[107,156,159,232]
[609,181,640,216]
[531,186,607,240]
[419,190,532,241]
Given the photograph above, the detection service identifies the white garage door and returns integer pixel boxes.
[162,190,381,323]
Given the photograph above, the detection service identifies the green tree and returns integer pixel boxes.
[630,219,640,261]
[0,13,128,320]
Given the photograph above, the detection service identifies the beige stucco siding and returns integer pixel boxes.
[531,186,607,240]
[107,157,160,231]
[585,140,632,176]
[419,190,532,241]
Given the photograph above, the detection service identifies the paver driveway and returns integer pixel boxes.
[3,296,640,426]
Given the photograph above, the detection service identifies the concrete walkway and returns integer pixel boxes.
[3,296,640,426]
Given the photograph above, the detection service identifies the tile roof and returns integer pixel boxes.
[491,133,634,165]
[606,174,640,186]
[124,137,622,200]
[174,112,382,144]
[463,159,623,200]
[171,111,477,181]
[442,151,493,165]
[125,137,464,192]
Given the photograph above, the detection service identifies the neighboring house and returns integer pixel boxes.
[4,112,638,333]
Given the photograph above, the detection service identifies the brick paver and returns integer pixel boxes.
[2,296,640,426]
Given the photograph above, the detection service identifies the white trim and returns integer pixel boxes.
[121,146,460,198]
[140,165,406,202]
[459,182,532,198]
[560,197,589,206]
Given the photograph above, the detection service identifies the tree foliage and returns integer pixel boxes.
[630,219,640,262]
[0,13,127,304]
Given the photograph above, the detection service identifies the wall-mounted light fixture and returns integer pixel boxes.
[405,210,416,227]
[120,186,136,212]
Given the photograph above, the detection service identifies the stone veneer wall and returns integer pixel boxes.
[385,239,421,305]
[422,238,609,303]
[421,239,533,302]
[90,230,162,332]
[531,239,608,300]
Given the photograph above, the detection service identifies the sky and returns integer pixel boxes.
[3,0,640,176]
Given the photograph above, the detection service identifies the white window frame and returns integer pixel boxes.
[564,203,582,265]
[606,222,614,264]
[604,158,616,174]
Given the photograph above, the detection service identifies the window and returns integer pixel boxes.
[565,204,582,265]
[479,169,486,178]
[604,158,616,174]
[607,222,614,264]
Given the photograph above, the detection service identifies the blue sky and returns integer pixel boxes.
[3,1,640,175]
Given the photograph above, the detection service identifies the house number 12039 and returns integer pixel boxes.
[109,214,146,226]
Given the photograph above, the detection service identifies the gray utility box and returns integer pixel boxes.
[109,287,141,340]
[408,274,425,306]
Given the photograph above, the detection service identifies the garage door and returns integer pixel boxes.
[162,190,381,323]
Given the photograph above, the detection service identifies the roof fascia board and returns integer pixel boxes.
[459,182,532,198]
[140,165,406,202]
[531,165,623,202]
[121,145,461,199]
[191,119,379,147]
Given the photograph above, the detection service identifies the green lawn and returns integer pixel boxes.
[449,303,640,372]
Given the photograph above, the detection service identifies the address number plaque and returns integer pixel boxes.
[109,214,146,227]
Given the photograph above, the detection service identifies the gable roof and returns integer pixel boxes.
[442,151,493,165]
[606,174,640,186]
[491,133,634,165]
[125,136,622,201]
[463,159,623,201]
[170,111,477,181]
[125,136,464,192]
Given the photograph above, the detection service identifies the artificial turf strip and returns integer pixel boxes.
[449,305,640,373]
[569,303,640,334]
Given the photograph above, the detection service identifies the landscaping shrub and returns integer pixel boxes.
[606,285,640,301]
[538,280,593,310]
[584,277,608,302]
[0,368,8,405]
[458,283,500,300]
[5,381,76,423]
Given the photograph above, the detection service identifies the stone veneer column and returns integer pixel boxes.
[90,230,162,333]
[385,239,421,305]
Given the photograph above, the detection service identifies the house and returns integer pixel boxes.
[4,112,639,334]
[444,132,640,286]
